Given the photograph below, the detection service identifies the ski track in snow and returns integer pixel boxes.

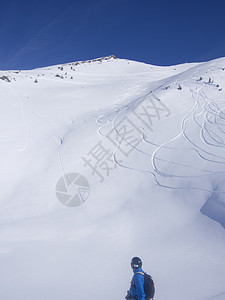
[96,68,225,195]
[5,61,224,224]
[1,82,84,215]
[4,83,31,152]
[1,65,225,203]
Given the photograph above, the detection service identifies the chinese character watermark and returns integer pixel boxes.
[82,93,171,182]
[82,141,121,182]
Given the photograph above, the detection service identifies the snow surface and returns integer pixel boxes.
[0,55,225,300]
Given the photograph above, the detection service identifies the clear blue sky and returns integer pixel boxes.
[0,0,225,69]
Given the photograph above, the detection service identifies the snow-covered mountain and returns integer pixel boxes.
[1,55,225,300]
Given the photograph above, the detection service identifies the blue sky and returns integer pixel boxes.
[0,0,225,69]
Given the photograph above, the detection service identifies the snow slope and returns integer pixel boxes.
[0,55,225,300]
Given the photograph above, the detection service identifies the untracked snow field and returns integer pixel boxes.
[0,56,225,300]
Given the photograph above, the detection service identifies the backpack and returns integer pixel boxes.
[133,271,155,299]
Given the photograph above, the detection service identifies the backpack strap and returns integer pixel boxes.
[134,271,144,276]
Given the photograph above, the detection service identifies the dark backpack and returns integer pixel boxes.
[133,271,155,299]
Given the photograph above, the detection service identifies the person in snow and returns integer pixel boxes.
[126,257,146,300]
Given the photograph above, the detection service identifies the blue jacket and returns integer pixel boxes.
[129,267,145,300]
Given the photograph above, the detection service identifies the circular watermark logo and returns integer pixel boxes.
[56,172,90,207]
